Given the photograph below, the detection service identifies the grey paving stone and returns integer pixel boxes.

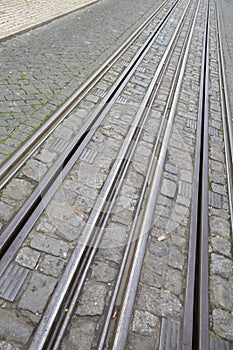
[0,341,21,350]
[21,159,48,182]
[210,216,231,237]
[211,236,232,258]
[76,280,108,316]
[55,223,80,241]
[35,149,57,163]
[165,163,178,175]
[211,183,227,196]
[127,332,160,350]
[168,246,185,271]
[149,240,168,257]
[36,217,55,234]
[137,284,182,321]
[0,309,33,345]
[30,232,69,257]
[15,247,40,269]
[98,246,124,264]
[38,254,66,277]
[211,171,226,185]
[165,269,183,296]
[61,318,96,350]
[0,201,15,222]
[210,253,232,279]
[46,201,84,229]
[2,178,34,203]
[161,179,177,199]
[18,271,57,313]
[141,252,165,288]
[210,276,233,311]
[180,169,193,183]
[211,160,225,173]
[212,309,233,341]
[91,259,117,283]
[132,310,160,336]
[173,204,188,217]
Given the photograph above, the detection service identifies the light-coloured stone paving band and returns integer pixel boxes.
[0,0,99,40]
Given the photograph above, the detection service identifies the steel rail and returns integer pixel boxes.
[215,0,233,235]
[0,0,179,264]
[197,5,209,348]
[27,2,192,348]
[0,0,171,190]
[98,0,200,347]
[110,0,202,348]
[38,1,195,348]
[182,1,210,349]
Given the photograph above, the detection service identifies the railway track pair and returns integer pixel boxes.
[0,0,232,349]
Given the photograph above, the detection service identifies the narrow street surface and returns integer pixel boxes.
[0,0,232,349]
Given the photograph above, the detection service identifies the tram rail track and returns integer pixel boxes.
[0,0,172,191]
[28,1,196,348]
[0,0,179,260]
[0,0,232,348]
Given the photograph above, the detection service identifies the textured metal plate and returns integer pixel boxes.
[51,138,69,153]
[209,127,220,137]
[80,148,97,163]
[159,318,181,350]
[178,181,192,198]
[0,263,29,302]
[121,60,129,67]
[187,119,197,129]
[208,191,222,208]
[95,88,107,98]
[116,96,127,104]
[210,335,231,350]
[137,66,146,73]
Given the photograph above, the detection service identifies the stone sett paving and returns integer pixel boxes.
[0,0,233,349]
[219,0,233,117]
[0,0,163,164]
[0,0,179,347]
[0,0,98,40]
[126,0,206,346]
[0,0,171,232]
[209,0,233,341]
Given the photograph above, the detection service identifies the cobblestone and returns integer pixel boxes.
[210,253,232,279]
[210,276,233,311]
[15,247,40,269]
[61,318,96,350]
[91,258,118,283]
[137,284,183,321]
[219,0,233,116]
[38,255,66,277]
[0,342,21,350]
[0,0,165,164]
[18,271,57,313]
[30,232,69,257]
[76,280,108,316]
[0,309,33,345]
[0,0,233,347]
[212,309,233,342]
[131,310,160,336]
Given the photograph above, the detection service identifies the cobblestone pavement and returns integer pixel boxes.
[0,0,163,164]
[0,0,98,40]
[0,0,233,348]
[219,0,233,116]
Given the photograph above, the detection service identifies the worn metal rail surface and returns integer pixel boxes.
[0,0,232,349]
